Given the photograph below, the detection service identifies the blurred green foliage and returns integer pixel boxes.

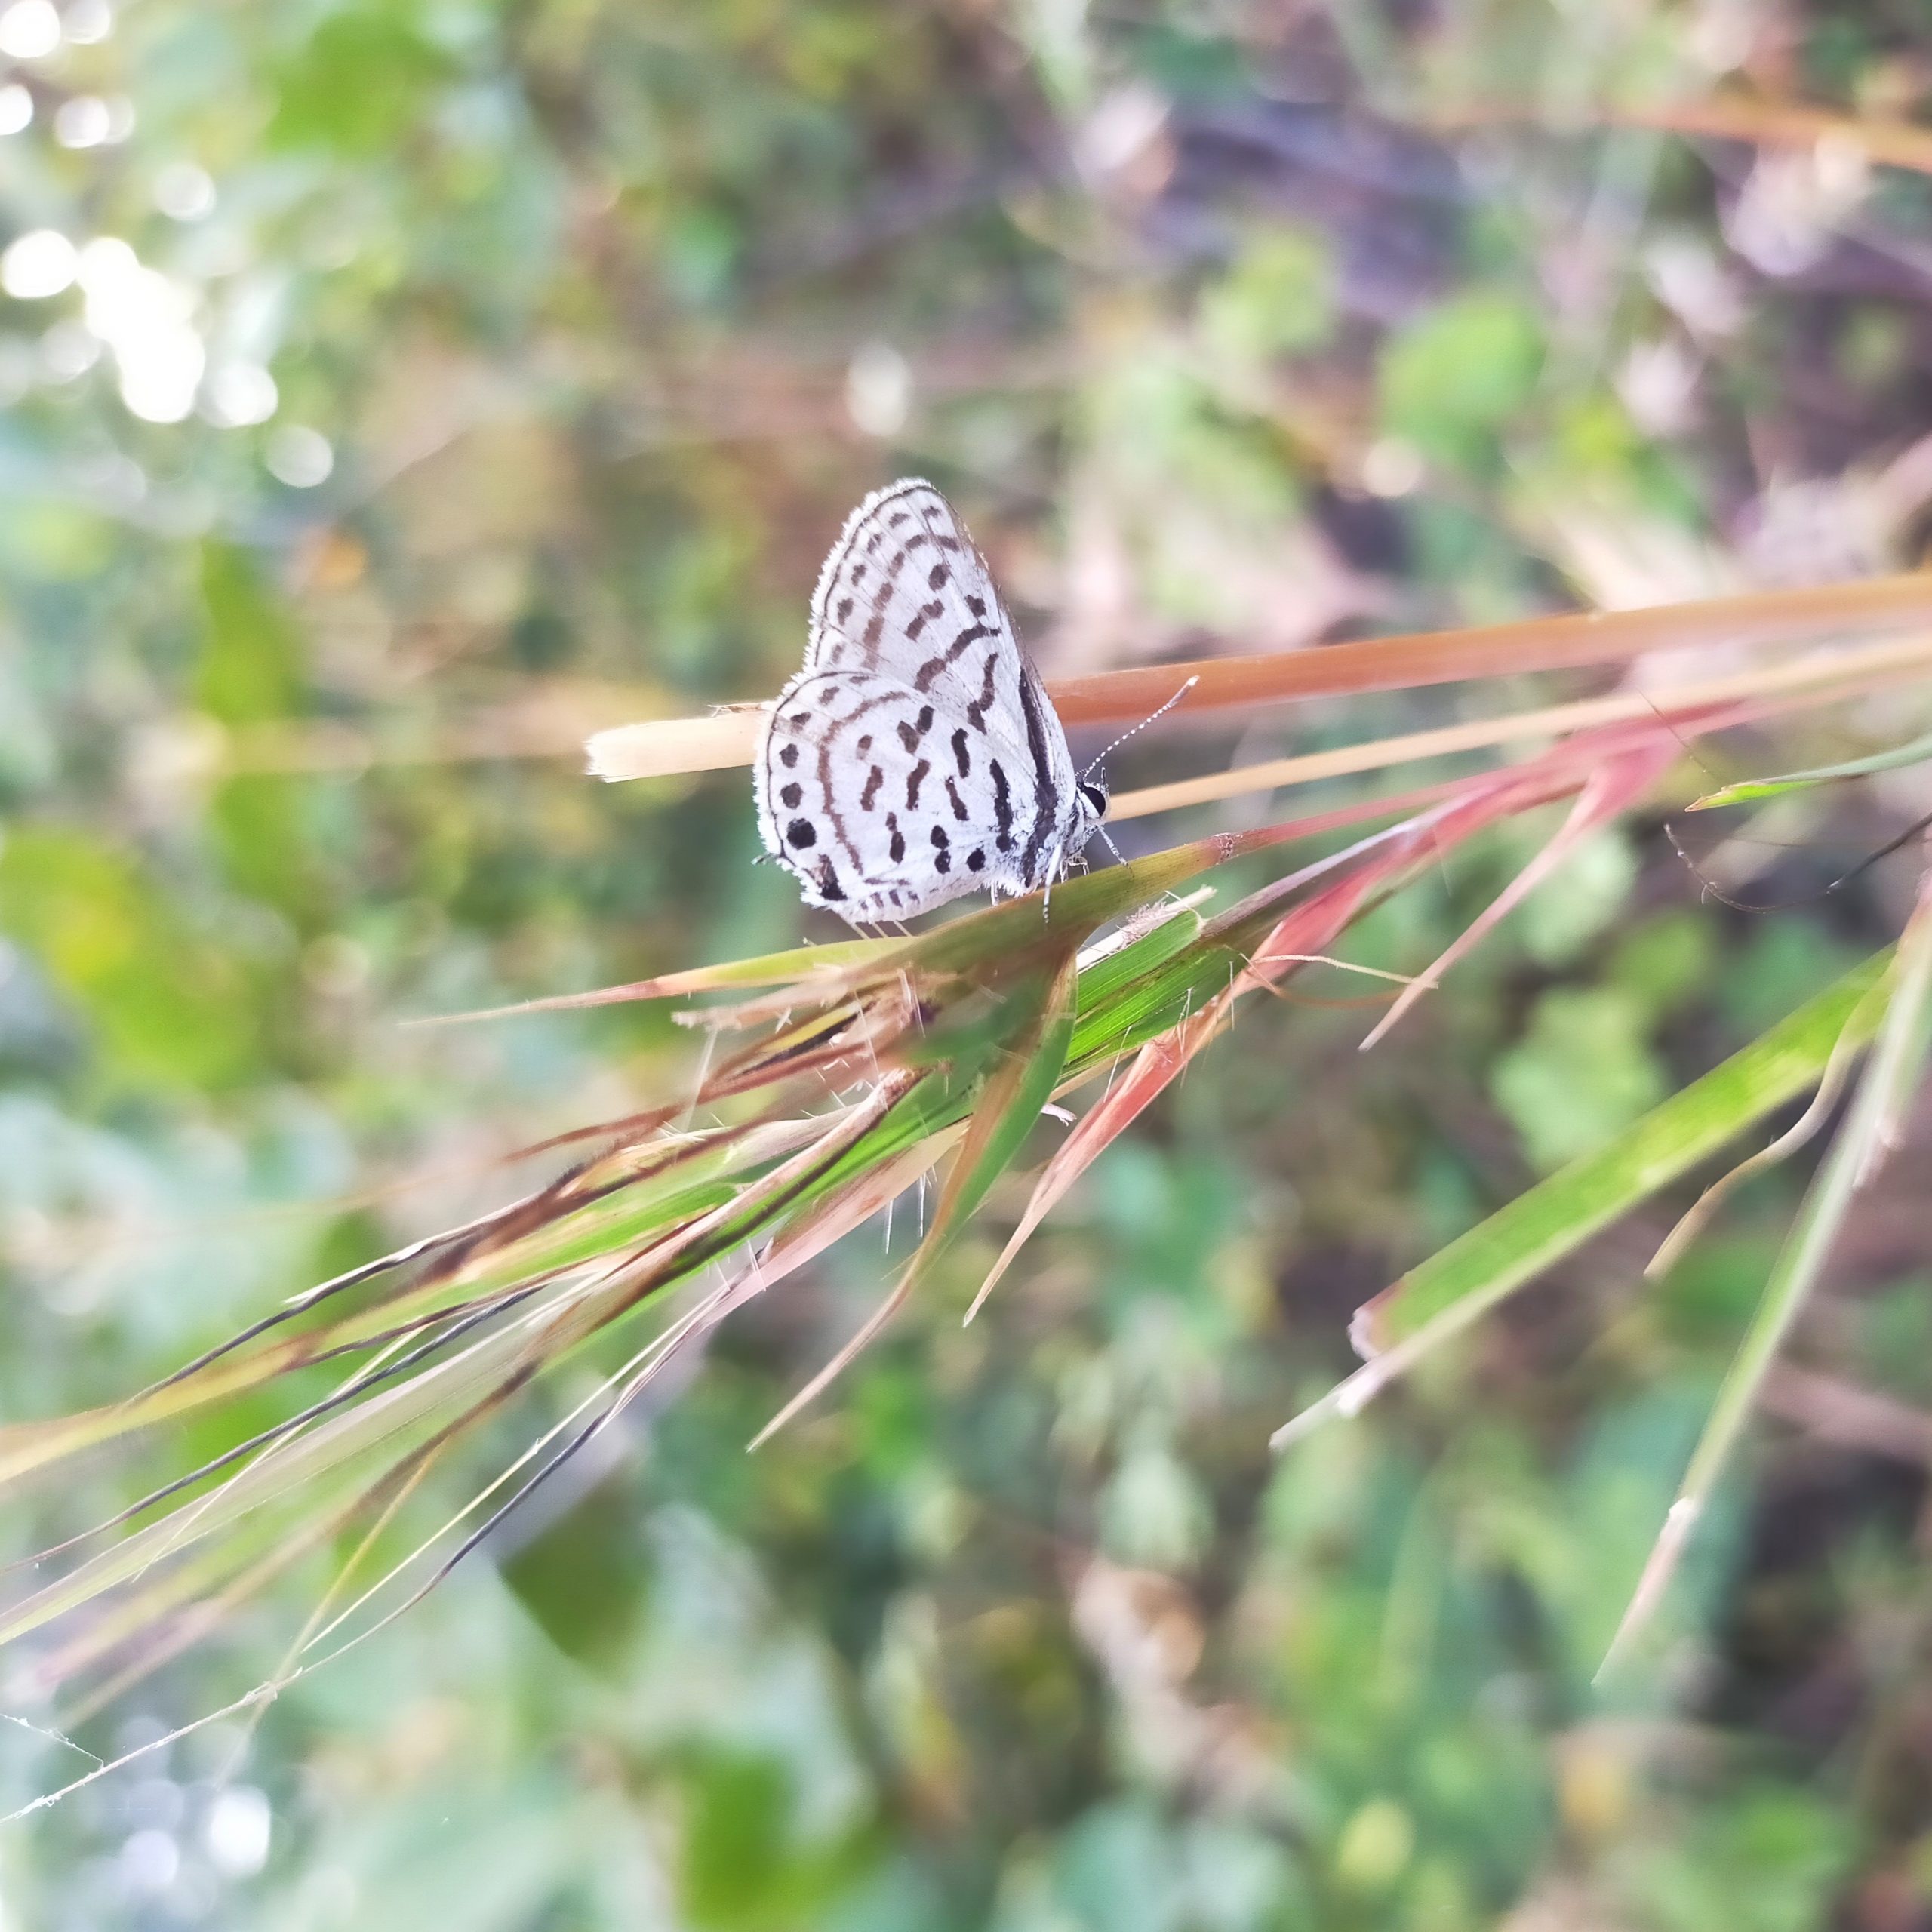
[4,1,1932,1928]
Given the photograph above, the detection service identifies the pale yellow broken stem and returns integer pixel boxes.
[1596,1497,1702,1680]
[586,709,769,780]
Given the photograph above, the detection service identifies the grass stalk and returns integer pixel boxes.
[586,578,1932,782]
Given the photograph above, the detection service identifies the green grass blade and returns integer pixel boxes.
[417,935,903,1022]
[1687,728,1932,810]
[1073,897,1211,1013]
[1600,884,1932,1672]
[923,948,1081,1254]
[1272,949,1894,1449]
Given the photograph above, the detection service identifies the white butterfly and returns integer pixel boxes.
[755,479,1108,925]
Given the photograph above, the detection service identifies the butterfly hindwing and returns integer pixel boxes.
[758,666,1056,923]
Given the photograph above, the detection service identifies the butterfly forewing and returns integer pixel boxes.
[758,480,1095,925]
[811,485,1074,767]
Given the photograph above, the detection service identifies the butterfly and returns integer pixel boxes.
[755,478,1109,926]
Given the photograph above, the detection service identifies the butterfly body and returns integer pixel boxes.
[755,479,1105,925]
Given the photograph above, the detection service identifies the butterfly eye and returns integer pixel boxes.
[1078,779,1109,820]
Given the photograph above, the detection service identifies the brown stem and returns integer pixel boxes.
[586,573,1932,780]
[1438,94,1932,177]
[1050,574,1932,724]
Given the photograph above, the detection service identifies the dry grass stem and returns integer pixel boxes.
[583,577,1932,784]
[1441,94,1932,177]
[1109,632,1932,820]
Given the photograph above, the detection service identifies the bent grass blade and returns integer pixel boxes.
[1600,869,1932,1674]
[967,804,1479,1321]
[1273,949,1896,1451]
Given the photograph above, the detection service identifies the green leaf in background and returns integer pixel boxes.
[1518,826,1638,968]
[0,828,260,1091]
[680,1749,871,1930]
[1378,288,1545,470]
[269,5,456,155]
[198,542,322,927]
[198,543,303,728]
[1491,985,1666,1171]
[1199,229,1336,366]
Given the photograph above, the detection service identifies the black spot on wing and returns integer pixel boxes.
[1014,672,1058,884]
[944,777,969,822]
[951,728,970,777]
[966,848,986,872]
[859,767,882,811]
[903,598,943,643]
[780,782,802,809]
[930,825,951,875]
[786,819,817,849]
[885,812,905,864]
[912,623,997,693]
[990,759,1014,851]
[814,857,845,902]
[779,743,799,770]
[905,759,929,809]
[964,653,998,731]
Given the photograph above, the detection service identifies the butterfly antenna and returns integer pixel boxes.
[1081,675,1199,780]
